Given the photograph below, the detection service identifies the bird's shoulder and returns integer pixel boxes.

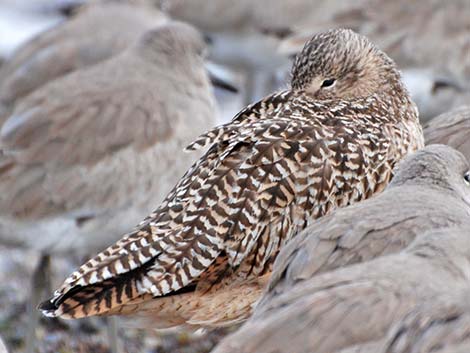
[185,90,295,151]
[186,91,402,156]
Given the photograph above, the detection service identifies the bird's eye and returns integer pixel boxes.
[321,78,336,88]
[464,172,470,185]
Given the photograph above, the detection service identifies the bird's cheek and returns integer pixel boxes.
[313,90,335,100]
[304,80,323,97]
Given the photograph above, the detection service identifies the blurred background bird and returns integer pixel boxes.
[0,0,468,352]
[0,11,231,353]
[0,1,168,122]
[424,106,470,160]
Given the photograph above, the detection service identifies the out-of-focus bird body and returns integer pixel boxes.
[215,227,470,353]
[40,29,423,328]
[0,23,216,255]
[0,1,167,119]
[1,20,218,353]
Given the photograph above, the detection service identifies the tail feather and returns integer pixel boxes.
[39,259,153,318]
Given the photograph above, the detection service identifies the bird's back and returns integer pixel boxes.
[0,2,167,112]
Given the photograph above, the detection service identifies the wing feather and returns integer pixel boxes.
[41,114,320,318]
[0,67,175,219]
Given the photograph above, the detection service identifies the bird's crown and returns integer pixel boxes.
[291,28,400,100]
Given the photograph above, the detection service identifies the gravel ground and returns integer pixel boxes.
[0,246,231,353]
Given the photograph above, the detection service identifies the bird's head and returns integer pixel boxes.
[139,21,207,62]
[290,28,401,100]
[138,21,238,93]
[391,144,470,209]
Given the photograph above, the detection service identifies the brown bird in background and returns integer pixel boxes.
[424,105,470,160]
[40,28,423,328]
[0,1,167,122]
[0,21,217,352]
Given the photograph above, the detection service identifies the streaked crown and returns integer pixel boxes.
[291,28,401,100]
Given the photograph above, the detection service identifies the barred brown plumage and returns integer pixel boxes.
[40,28,424,327]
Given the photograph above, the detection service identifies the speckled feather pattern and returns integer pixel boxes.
[41,29,424,325]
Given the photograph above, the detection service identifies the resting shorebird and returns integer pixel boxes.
[0,1,167,121]
[0,21,217,352]
[40,28,423,328]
